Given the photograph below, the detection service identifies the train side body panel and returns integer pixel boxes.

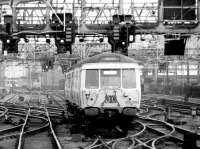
[65,68,82,107]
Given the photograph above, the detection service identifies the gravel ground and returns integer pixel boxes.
[24,131,54,149]
[0,138,17,149]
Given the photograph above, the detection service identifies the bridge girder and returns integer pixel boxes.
[0,0,199,35]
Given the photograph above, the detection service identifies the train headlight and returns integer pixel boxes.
[123,92,128,97]
[85,91,90,100]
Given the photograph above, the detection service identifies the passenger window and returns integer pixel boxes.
[122,69,136,88]
[85,70,99,89]
[71,72,74,89]
[69,73,71,88]
[74,71,78,89]
[66,74,70,88]
[100,69,121,88]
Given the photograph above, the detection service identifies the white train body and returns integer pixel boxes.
[65,53,142,115]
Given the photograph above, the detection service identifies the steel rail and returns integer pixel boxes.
[0,105,8,117]
[0,112,48,147]
[85,121,145,149]
[138,105,191,149]
[17,108,30,149]
[45,108,63,149]
[87,105,175,149]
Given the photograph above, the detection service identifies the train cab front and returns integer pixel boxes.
[83,68,141,118]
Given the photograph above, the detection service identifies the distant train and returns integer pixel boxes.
[64,52,142,117]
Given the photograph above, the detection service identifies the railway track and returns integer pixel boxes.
[20,108,61,149]
[0,109,60,149]
[52,94,199,149]
[0,93,200,149]
[0,92,64,149]
[138,103,200,149]
[82,102,199,149]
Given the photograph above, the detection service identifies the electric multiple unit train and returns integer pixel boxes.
[64,52,142,117]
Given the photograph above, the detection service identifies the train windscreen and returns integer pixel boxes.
[122,69,136,88]
[85,69,99,89]
[100,69,121,88]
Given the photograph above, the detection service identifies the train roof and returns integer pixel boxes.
[72,52,140,68]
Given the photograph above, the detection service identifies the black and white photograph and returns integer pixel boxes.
[0,0,200,148]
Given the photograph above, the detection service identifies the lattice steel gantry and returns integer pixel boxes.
[0,0,199,55]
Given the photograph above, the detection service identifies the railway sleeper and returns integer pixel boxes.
[0,133,19,141]
[0,124,22,135]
